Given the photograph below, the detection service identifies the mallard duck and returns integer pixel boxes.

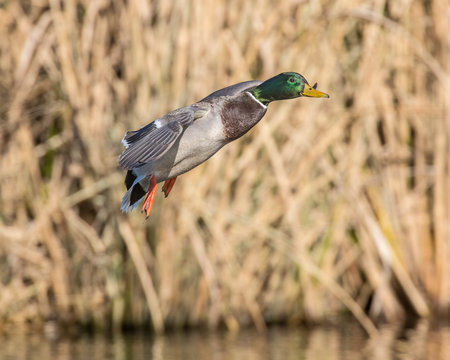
[119,72,329,218]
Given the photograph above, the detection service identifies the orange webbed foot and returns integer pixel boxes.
[161,177,177,198]
[141,175,157,219]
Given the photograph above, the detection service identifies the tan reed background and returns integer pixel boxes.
[0,0,449,336]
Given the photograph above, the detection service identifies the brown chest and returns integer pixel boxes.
[220,92,267,141]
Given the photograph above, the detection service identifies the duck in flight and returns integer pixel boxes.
[119,72,329,219]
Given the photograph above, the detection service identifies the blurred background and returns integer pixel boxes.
[0,0,449,352]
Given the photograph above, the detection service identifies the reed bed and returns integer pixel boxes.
[0,0,449,335]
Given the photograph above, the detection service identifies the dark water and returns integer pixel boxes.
[1,321,449,360]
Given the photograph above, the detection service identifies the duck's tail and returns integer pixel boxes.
[120,170,149,213]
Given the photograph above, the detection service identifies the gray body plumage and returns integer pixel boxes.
[119,80,266,212]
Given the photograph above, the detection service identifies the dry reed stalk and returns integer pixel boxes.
[0,0,449,335]
[118,219,164,333]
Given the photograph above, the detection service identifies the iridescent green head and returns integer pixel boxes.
[250,72,329,105]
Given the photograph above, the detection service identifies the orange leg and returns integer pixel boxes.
[141,175,157,219]
[161,177,177,198]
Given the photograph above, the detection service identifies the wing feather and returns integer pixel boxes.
[119,122,182,169]
[118,106,205,169]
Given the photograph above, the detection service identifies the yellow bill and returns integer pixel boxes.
[302,82,329,98]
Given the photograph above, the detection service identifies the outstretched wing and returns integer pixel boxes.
[118,106,206,169]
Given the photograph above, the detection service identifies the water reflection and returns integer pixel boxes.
[1,321,449,360]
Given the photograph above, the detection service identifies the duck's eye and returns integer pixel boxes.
[288,78,295,83]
